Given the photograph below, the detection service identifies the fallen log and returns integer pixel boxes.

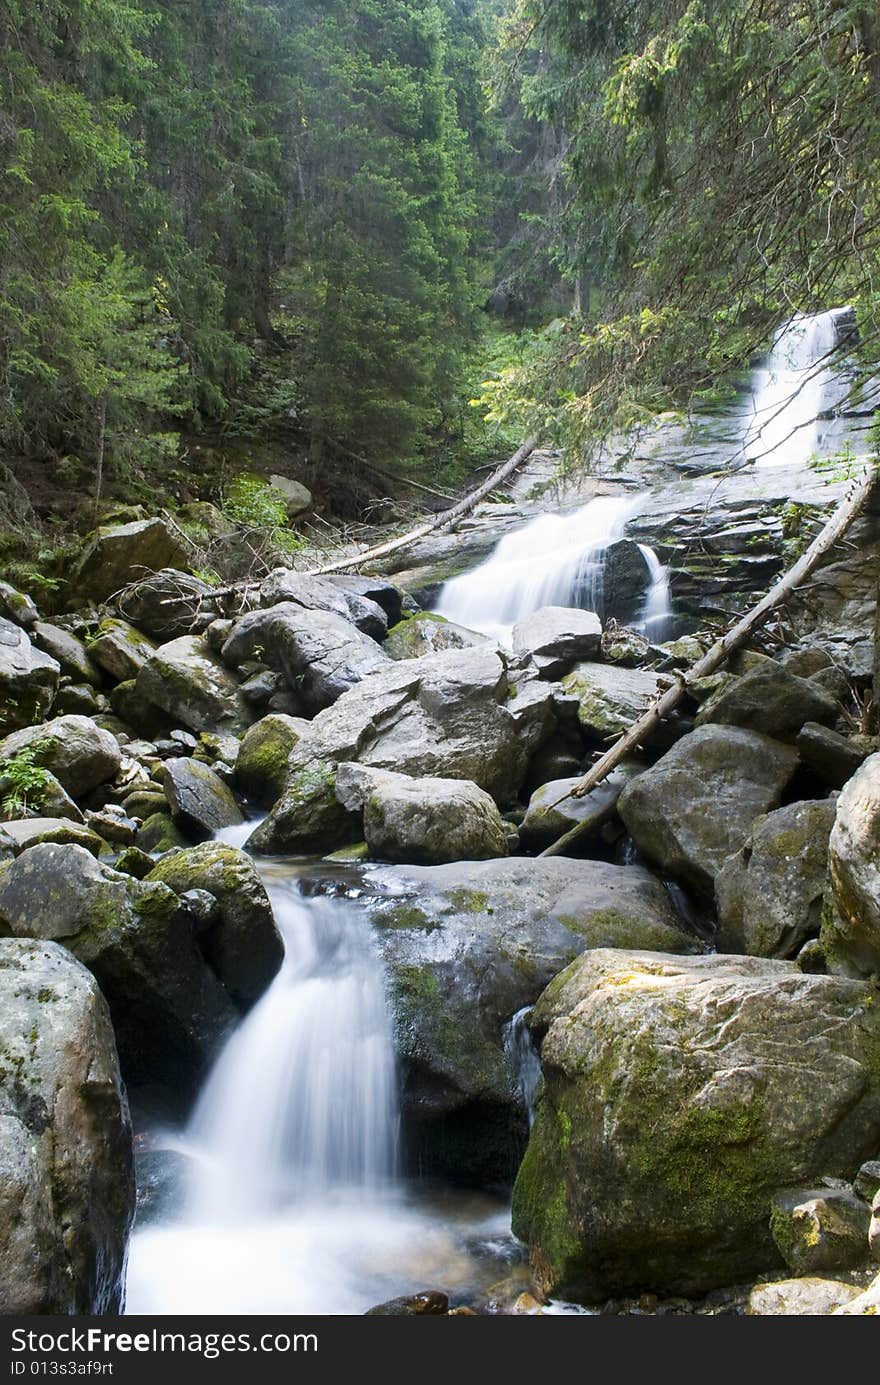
[540,460,879,859]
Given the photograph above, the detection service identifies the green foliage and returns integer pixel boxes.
[0,745,53,818]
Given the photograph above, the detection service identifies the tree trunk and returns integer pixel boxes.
[540,462,880,858]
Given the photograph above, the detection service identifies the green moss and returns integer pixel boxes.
[446,888,490,914]
[379,904,436,932]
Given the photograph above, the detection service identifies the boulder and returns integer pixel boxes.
[259,570,387,639]
[53,684,102,718]
[770,1187,871,1274]
[0,618,59,733]
[0,581,38,629]
[796,721,868,789]
[511,950,880,1301]
[72,519,189,605]
[88,618,157,683]
[249,648,554,855]
[561,662,662,740]
[854,1160,880,1204]
[599,539,652,623]
[364,857,698,1182]
[617,725,799,899]
[0,844,237,1089]
[145,843,283,1008]
[715,799,836,958]
[833,1271,880,1314]
[327,575,407,626]
[519,764,643,852]
[384,612,487,661]
[235,713,309,808]
[0,714,121,798]
[695,661,839,741]
[221,603,388,714]
[161,757,244,841]
[136,635,251,735]
[0,766,82,823]
[336,764,508,865]
[116,569,220,641]
[32,622,100,686]
[267,474,312,517]
[0,818,104,857]
[748,1277,862,1315]
[0,938,134,1313]
[512,606,602,678]
[824,752,880,975]
[136,812,190,855]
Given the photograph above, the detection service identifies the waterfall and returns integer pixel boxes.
[743,308,848,469]
[503,1007,541,1128]
[434,493,671,645]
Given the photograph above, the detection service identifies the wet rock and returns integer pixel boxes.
[0,617,59,733]
[135,812,190,855]
[365,1291,448,1316]
[512,607,602,678]
[72,519,189,605]
[0,938,134,1313]
[695,661,839,741]
[796,721,867,789]
[0,714,121,799]
[833,1270,880,1313]
[251,648,552,855]
[32,622,100,686]
[853,1160,880,1204]
[366,856,698,1182]
[88,618,157,683]
[747,1277,862,1315]
[519,764,643,852]
[824,752,880,975]
[161,758,244,841]
[146,843,283,1008]
[222,603,388,714]
[336,764,508,865]
[561,662,662,740]
[235,713,309,808]
[715,799,835,958]
[136,635,251,735]
[617,725,799,899]
[0,581,38,629]
[384,612,486,661]
[600,539,652,623]
[770,1187,872,1274]
[117,570,217,640]
[0,818,104,857]
[259,570,387,639]
[511,950,880,1301]
[113,846,158,880]
[0,843,236,1089]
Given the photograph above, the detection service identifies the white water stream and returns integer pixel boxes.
[743,308,850,468]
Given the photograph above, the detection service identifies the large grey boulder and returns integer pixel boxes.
[0,844,237,1089]
[259,570,387,639]
[695,661,839,741]
[562,662,662,740]
[617,725,799,899]
[88,618,157,683]
[116,569,219,640]
[136,635,251,735]
[32,622,100,686]
[0,617,59,733]
[748,1277,863,1315]
[0,818,104,857]
[796,722,868,790]
[0,714,121,798]
[715,799,836,958]
[0,939,134,1314]
[222,603,388,714]
[235,712,310,808]
[519,764,643,852]
[326,575,406,627]
[512,607,602,678]
[250,647,554,855]
[336,764,508,865]
[512,950,880,1301]
[145,843,283,1008]
[72,519,189,605]
[0,581,38,629]
[364,856,698,1182]
[161,757,244,840]
[267,475,312,518]
[824,752,880,975]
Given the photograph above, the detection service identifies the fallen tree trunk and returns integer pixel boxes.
[540,461,879,859]
[308,435,540,576]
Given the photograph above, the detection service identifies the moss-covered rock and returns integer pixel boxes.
[146,843,283,1007]
[769,1187,871,1275]
[695,660,839,741]
[511,949,880,1302]
[136,635,251,736]
[160,757,243,841]
[384,611,486,661]
[235,713,309,808]
[336,763,508,865]
[88,619,157,684]
[0,715,121,799]
[136,812,190,854]
[825,752,880,975]
[561,662,661,740]
[71,519,189,605]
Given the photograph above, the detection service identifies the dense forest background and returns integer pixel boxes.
[1,0,879,561]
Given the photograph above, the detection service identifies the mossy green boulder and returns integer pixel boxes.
[235,713,309,808]
[512,949,880,1302]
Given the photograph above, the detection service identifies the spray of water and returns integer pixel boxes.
[743,309,847,469]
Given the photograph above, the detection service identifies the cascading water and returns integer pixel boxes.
[434,493,672,644]
[742,308,849,468]
[503,1008,541,1129]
